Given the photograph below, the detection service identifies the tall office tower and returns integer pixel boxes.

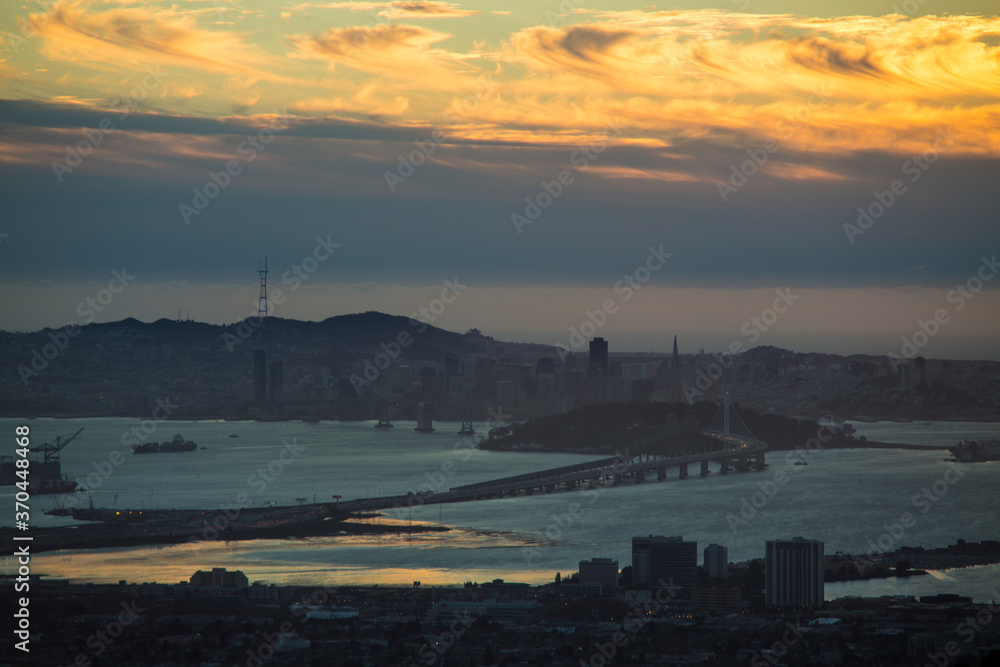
[634,535,697,588]
[564,352,578,371]
[765,537,825,608]
[474,358,497,401]
[589,337,608,377]
[632,536,652,586]
[269,361,283,401]
[650,536,698,588]
[253,350,267,402]
[563,369,586,408]
[444,355,460,395]
[579,558,619,594]
[704,544,729,579]
[500,363,526,411]
[632,378,655,405]
[420,366,437,400]
[497,381,518,414]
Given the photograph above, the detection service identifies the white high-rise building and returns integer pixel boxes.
[765,537,824,608]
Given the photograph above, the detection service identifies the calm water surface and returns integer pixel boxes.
[2,418,997,601]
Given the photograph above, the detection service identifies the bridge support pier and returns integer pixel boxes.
[635,470,645,484]
[701,460,710,476]
[720,459,729,474]
[657,467,666,481]
[679,463,688,479]
[613,473,622,486]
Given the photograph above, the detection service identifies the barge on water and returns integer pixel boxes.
[132,434,197,454]
[949,439,1000,463]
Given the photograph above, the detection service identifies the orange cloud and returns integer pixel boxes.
[29,1,282,81]
[291,82,410,117]
[288,23,482,91]
[381,2,479,19]
[292,1,478,18]
[485,13,1000,157]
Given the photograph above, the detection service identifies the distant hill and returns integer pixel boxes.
[0,312,503,417]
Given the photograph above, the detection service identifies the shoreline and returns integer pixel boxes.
[2,506,447,554]
[5,413,999,423]
[478,438,955,456]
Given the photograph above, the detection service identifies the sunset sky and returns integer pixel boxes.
[1,0,998,357]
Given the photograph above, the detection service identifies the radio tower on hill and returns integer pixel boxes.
[257,257,269,319]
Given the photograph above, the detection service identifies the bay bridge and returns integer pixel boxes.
[336,398,766,512]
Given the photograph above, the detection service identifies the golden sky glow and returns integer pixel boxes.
[4,3,999,158]
[1,1,998,355]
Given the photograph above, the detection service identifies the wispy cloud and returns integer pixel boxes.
[29,0,284,82]
[288,23,481,91]
[288,0,478,18]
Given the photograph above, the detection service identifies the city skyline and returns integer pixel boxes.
[1,1,998,358]
[2,1,999,662]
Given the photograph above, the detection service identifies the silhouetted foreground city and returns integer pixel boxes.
[4,551,999,667]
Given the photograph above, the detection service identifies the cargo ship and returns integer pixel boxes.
[29,475,78,495]
[948,440,1000,463]
[132,434,197,454]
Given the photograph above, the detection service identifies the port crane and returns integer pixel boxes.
[32,427,84,469]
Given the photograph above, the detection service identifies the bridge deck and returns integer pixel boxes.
[335,430,766,512]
